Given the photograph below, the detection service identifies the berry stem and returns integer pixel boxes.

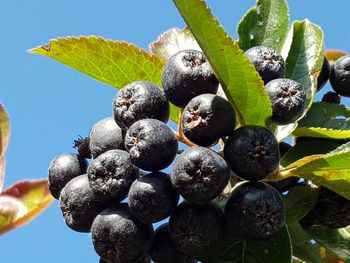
[174,109,196,147]
[264,167,297,182]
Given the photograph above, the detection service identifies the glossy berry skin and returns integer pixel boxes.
[59,174,107,233]
[330,55,350,97]
[265,78,307,124]
[317,57,330,91]
[48,153,88,199]
[150,223,196,263]
[245,46,285,84]
[112,81,169,130]
[169,201,225,259]
[171,147,230,204]
[87,149,139,202]
[128,172,179,224]
[182,94,236,146]
[300,187,350,229]
[225,182,285,240]
[124,119,178,171]
[89,117,125,158]
[224,125,280,181]
[162,49,219,107]
[91,203,154,263]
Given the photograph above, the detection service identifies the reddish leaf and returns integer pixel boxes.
[0,179,54,235]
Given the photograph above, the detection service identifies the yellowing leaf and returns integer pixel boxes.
[0,157,5,192]
[325,49,348,63]
[0,103,10,158]
[0,179,54,235]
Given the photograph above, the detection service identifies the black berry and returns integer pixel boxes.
[124,119,178,171]
[112,81,169,130]
[330,55,350,97]
[162,49,219,107]
[321,91,341,104]
[224,125,280,181]
[89,117,125,158]
[225,181,285,240]
[87,149,139,202]
[128,172,179,224]
[245,46,285,84]
[265,78,307,124]
[300,186,350,229]
[317,56,330,91]
[168,201,225,258]
[48,153,88,199]
[59,174,106,232]
[150,223,195,263]
[171,146,230,204]
[182,94,236,146]
[91,203,154,263]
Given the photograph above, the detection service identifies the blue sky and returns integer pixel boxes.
[1,0,350,262]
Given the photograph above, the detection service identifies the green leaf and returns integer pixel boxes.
[238,0,289,52]
[209,225,292,263]
[280,138,342,167]
[303,225,350,262]
[173,0,272,127]
[283,20,324,107]
[0,179,54,235]
[283,142,350,200]
[288,223,323,263]
[283,186,319,225]
[29,36,180,122]
[294,102,350,139]
[149,27,201,60]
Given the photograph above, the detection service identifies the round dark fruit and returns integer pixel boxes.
[224,125,280,181]
[59,174,107,233]
[245,46,285,84]
[87,149,139,202]
[182,94,236,146]
[168,201,225,258]
[128,172,179,224]
[124,119,178,171]
[91,203,154,263]
[89,117,125,158]
[330,55,350,97]
[225,181,285,240]
[265,78,307,124]
[322,91,341,104]
[300,186,350,229]
[171,146,230,204]
[162,49,219,107]
[48,153,88,199]
[112,81,169,130]
[150,223,195,263]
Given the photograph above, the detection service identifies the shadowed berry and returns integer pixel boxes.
[91,203,154,263]
[245,46,285,84]
[87,149,139,202]
[182,94,236,146]
[124,119,178,171]
[112,81,169,130]
[162,49,219,107]
[89,117,125,158]
[317,57,330,91]
[322,91,341,104]
[330,55,350,97]
[48,153,88,199]
[224,125,280,181]
[171,146,230,204]
[59,174,107,232]
[128,172,179,224]
[225,181,285,240]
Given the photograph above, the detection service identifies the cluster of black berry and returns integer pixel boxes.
[48,47,314,263]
